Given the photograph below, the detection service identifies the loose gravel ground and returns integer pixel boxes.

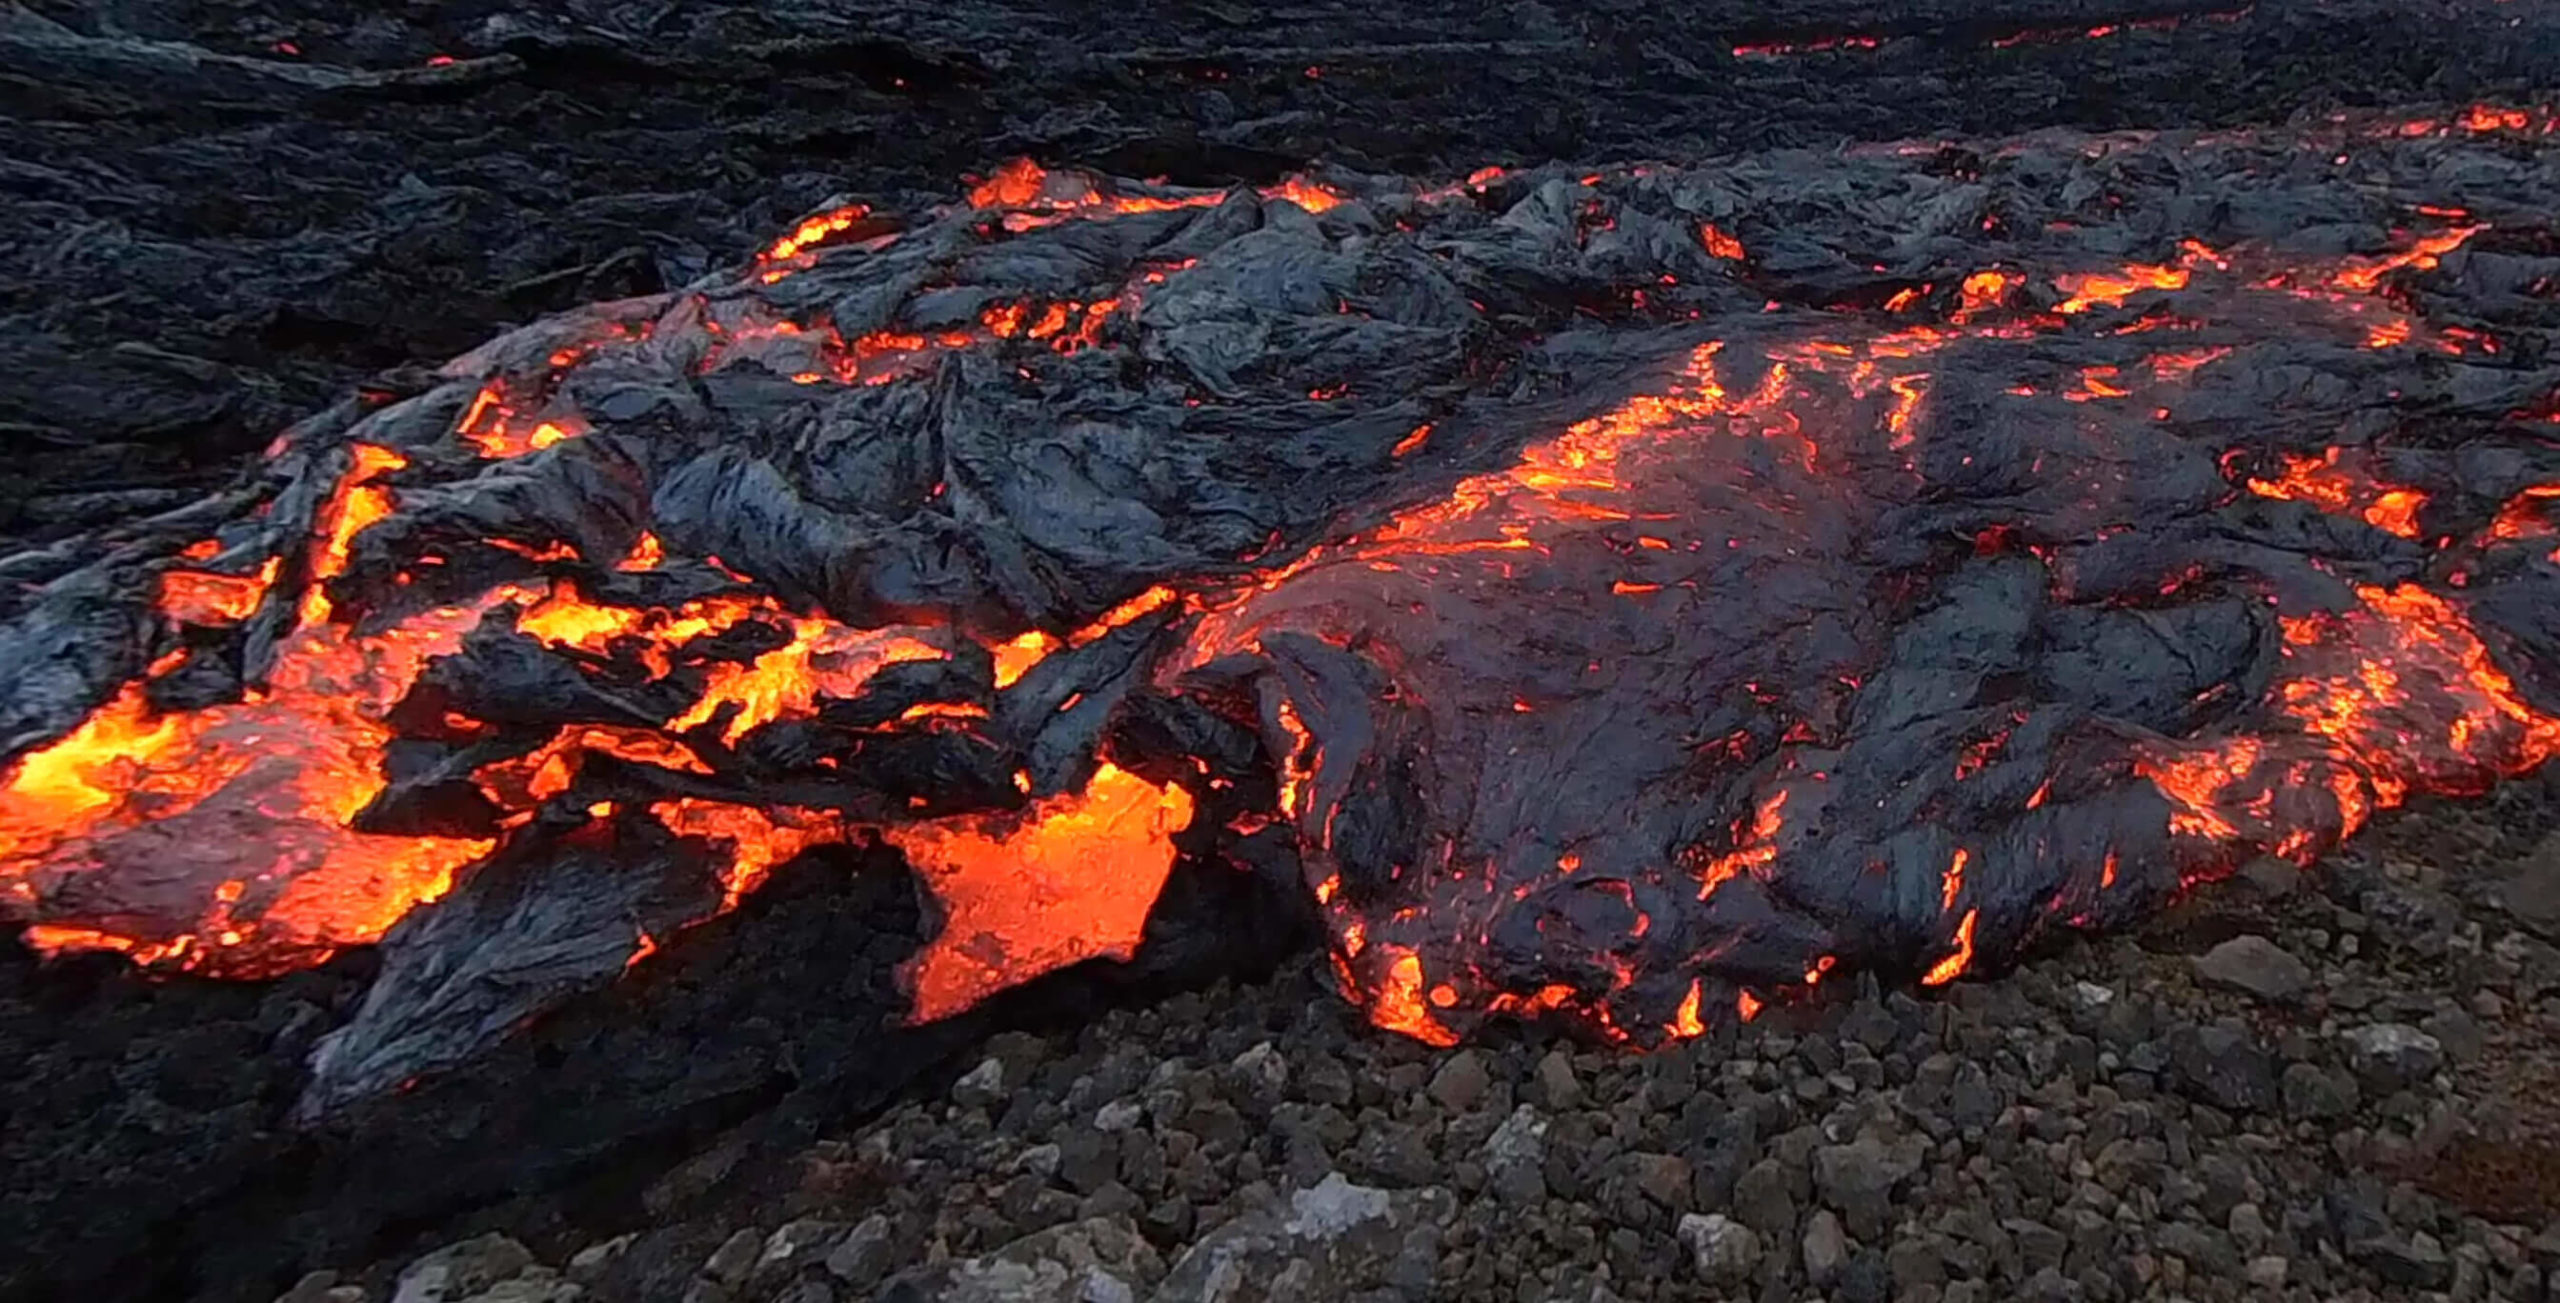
[298,781,2560,1303]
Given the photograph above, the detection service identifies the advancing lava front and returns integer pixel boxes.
[8,113,2560,1107]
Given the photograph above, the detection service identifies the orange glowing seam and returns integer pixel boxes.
[1669,978,1707,1037]
[2052,263,2188,314]
[1940,847,1968,912]
[668,620,946,745]
[2240,447,2427,540]
[759,203,874,273]
[1919,909,1979,986]
[987,584,1179,690]
[1694,788,1788,900]
[968,159,1345,219]
[2330,226,2481,294]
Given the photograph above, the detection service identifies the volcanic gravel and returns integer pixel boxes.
[278,783,2560,1303]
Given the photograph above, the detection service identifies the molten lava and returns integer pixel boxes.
[886,763,1194,1022]
[8,122,2560,1060]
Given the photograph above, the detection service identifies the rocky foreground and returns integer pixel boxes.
[269,786,2560,1303]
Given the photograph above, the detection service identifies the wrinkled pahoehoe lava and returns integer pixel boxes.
[9,108,2560,1103]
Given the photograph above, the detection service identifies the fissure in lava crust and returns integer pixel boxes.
[10,109,2560,1103]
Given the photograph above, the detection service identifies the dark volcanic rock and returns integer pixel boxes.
[2167,1021,2281,1113]
[2190,935,2311,1003]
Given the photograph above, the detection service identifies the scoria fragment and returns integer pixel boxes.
[7,114,2560,1093]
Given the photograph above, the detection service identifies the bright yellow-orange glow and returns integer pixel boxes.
[888,762,1195,1022]
[1699,223,1746,260]
[1365,945,1461,1046]
[2053,264,2188,314]
[159,557,281,625]
[1668,978,1707,1037]
[981,585,1179,691]
[668,621,945,744]
[2242,447,2427,539]
[1920,909,1978,986]
[652,799,838,908]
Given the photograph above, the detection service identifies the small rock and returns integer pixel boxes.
[1059,1129,1119,1195]
[2280,1061,2358,1120]
[877,1216,1165,1303]
[2156,1222,2239,1275]
[565,1236,631,1285]
[1018,1142,1064,1180]
[1151,1175,1452,1301]
[952,1057,1009,1109]
[757,1220,845,1277]
[1813,1135,1926,1237]
[466,1274,581,1303]
[2237,856,2300,899]
[1427,1050,1490,1111]
[2006,1218,2067,1273]
[1802,1210,1848,1286]
[1627,1152,1690,1210]
[1286,1171,1395,1236]
[701,1229,762,1288]
[392,1235,536,1303]
[1837,1250,1894,1303]
[1887,1235,1946,1290]
[1731,1158,1797,1237]
[276,1271,344,1303]
[2167,1021,2280,1112]
[2343,1022,2445,1092]
[1676,1213,1761,1285]
[2227,1203,2271,1250]
[1093,1099,1146,1133]
[2245,1255,2289,1288]
[1484,1105,1549,1205]
[1230,1042,1287,1094]
[1534,1050,1584,1111]
[2362,1232,2453,1289]
[2192,935,2311,1002]
[2422,1006,2484,1062]
[823,1215,894,1288]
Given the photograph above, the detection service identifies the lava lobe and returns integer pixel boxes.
[8,110,2560,1099]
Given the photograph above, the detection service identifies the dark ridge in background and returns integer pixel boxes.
[2,1,2557,1300]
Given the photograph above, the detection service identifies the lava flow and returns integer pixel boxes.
[7,115,2560,1068]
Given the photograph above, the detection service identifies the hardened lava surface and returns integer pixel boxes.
[10,110,2560,1094]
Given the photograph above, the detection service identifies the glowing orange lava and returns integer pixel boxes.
[667,619,945,744]
[2241,447,2428,538]
[886,763,1195,1023]
[159,557,282,625]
